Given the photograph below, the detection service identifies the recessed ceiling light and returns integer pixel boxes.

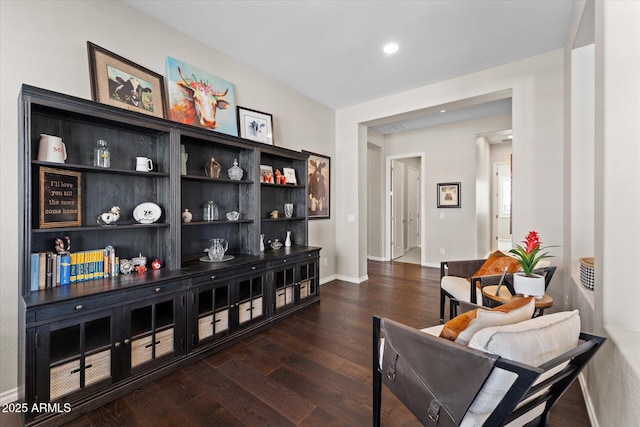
[440,109,447,113]
[383,43,399,54]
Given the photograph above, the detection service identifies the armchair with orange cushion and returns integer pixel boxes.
[373,299,605,426]
[439,251,556,322]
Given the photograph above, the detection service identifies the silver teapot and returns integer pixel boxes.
[204,238,228,261]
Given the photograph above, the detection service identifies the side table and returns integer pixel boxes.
[482,285,553,316]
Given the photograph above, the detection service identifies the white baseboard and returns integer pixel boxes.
[334,274,368,284]
[579,373,599,427]
[319,274,337,285]
[367,255,387,262]
[0,387,18,405]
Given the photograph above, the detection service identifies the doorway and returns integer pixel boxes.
[388,155,422,264]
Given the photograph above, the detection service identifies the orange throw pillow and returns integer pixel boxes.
[471,251,521,282]
[439,297,534,345]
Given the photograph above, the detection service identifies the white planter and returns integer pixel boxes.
[513,272,545,297]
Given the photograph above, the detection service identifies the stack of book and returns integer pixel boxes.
[30,246,119,291]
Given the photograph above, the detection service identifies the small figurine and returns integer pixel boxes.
[135,265,147,273]
[151,259,162,270]
[97,206,120,225]
[120,259,134,275]
[54,236,71,254]
[275,169,287,185]
[203,157,221,178]
[270,210,279,219]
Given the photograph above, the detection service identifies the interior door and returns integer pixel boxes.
[406,166,419,249]
[391,160,405,259]
[493,162,512,251]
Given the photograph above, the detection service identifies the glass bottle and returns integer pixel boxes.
[94,139,110,168]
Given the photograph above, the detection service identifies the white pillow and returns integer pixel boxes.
[464,310,581,419]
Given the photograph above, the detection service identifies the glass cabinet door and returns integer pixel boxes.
[298,260,319,300]
[274,266,296,310]
[38,312,114,403]
[237,275,265,325]
[126,295,182,372]
[196,285,231,343]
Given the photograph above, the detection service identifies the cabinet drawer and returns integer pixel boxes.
[191,263,266,287]
[34,281,183,322]
[238,297,263,324]
[197,309,229,340]
[131,328,174,368]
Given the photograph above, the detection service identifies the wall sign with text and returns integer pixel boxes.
[39,167,82,228]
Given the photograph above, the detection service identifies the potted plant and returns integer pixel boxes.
[509,231,555,297]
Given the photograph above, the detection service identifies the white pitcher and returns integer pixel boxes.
[38,134,67,163]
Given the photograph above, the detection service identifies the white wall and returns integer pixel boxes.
[381,114,511,265]
[571,44,595,276]
[588,1,640,426]
[0,0,335,397]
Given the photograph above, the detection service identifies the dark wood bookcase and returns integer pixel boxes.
[18,85,320,426]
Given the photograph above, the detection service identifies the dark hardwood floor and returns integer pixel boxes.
[3,261,590,426]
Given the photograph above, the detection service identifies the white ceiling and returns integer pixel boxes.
[121,0,574,134]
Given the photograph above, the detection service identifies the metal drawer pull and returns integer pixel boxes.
[155,288,161,293]
[215,319,221,323]
[211,275,216,280]
[252,266,256,270]
[75,304,83,310]
[85,364,93,369]
[283,259,287,263]
[124,339,130,345]
[114,342,121,348]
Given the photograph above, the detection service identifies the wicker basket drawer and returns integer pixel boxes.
[299,280,310,299]
[238,297,263,324]
[50,358,80,401]
[85,349,111,387]
[198,310,229,340]
[131,328,174,368]
[275,286,294,308]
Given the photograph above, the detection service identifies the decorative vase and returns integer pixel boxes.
[181,209,192,223]
[180,144,188,175]
[228,158,243,180]
[285,231,292,247]
[260,234,265,252]
[513,272,545,297]
[203,157,221,178]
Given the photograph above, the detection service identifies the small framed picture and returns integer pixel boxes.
[87,42,167,119]
[260,165,274,183]
[437,182,461,208]
[237,106,274,145]
[283,167,297,185]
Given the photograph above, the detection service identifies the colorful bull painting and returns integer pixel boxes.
[166,57,238,136]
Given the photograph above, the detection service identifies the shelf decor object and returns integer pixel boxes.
[39,167,82,228]
[166,57,238,136]
[87,41,167,119]
[237,106,274,145]
[304,151,331,219]
[437,182,461,208]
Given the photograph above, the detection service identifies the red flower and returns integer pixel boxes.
[523,231,540,254]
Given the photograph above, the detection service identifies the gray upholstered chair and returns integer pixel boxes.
[439,259,556,322]
[373,310,605,426]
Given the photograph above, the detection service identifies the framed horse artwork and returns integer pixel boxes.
[304,151,330,219]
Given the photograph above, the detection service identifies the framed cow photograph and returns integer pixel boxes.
[87,42,167,118]
[166,57,238,136]
[237,106,274,145]
[304,151,330,219]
